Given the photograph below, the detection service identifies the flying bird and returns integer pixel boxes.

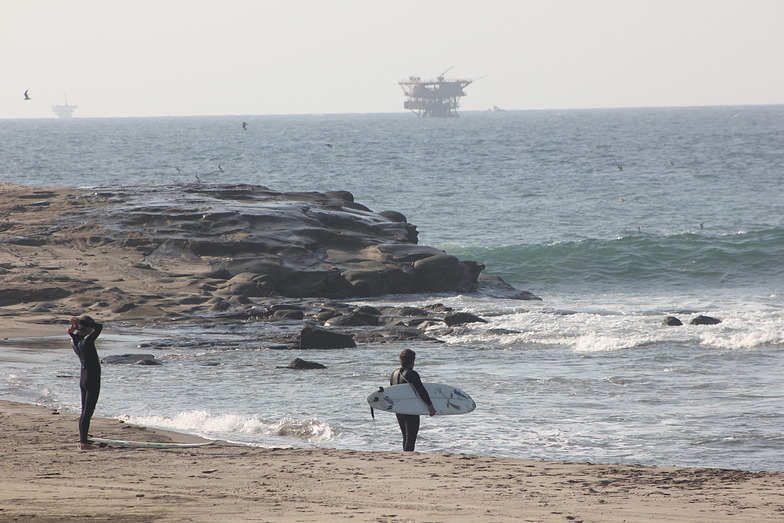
[23,89,31,100]
[242,121,248,130]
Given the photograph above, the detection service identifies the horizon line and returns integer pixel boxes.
[3,102,783,120]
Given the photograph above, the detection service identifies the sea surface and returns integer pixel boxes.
[1,106,782,471]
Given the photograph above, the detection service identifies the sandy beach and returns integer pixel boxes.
[0,400,781,522]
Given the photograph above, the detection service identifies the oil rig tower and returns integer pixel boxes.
[52,93,77,119]
[399,67,473,118]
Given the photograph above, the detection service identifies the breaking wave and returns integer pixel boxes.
[122,410,337,444]
[450,227,784,292]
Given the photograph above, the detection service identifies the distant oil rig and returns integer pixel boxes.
[52,93,77,118]
[399,67,475,118]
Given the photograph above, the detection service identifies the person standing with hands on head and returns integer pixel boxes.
[67,315,103,450]
[391,349,436,452]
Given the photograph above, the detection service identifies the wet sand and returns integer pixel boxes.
[1,400,782,522]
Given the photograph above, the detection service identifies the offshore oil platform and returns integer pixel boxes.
[52,93,77,118]
[399,67,474,118]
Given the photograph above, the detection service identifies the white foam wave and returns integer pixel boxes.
[430,302,784,354]
[122,410,336,443]
[687,311,784,350]
[574,332,652,352]
[699,326,783,350]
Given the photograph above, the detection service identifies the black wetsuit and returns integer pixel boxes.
[390,366,433,452]
[69,319,103,444]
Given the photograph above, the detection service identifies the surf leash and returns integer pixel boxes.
[369,386,384,420]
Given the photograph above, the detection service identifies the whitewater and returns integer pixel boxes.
[1,105,782,471]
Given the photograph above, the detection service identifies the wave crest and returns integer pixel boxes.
[450,228,784,290]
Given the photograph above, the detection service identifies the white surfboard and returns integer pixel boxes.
[366,383,476,416]
[91,437,214,449]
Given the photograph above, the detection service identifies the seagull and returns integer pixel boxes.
[325,143,333,148]
[218,165,224,173]
[617,164,624,171]
[242,121,248,130]
[23,89,31,100]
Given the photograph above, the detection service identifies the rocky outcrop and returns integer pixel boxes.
[0,183,540,324]
[243,300,492,349]
[278,358,327,370]
[690,315,722,325]
[299,325,356,349]
[70,184,484,299]
[102,354,163,365]
[475,274,542,300]
[443,312,488,327]
[662,315,722,326]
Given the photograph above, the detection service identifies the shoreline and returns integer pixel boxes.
[1,400,782,522]
[2,327,781,473]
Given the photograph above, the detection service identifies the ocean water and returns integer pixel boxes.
[1,106,782,471]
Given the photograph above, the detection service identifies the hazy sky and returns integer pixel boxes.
[3,0,783,118]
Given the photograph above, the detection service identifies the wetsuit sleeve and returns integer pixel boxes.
[406,370,433,407]
[70,335,83,364]
[80,319,103,341]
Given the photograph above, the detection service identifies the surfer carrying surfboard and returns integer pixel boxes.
[390,349,436,451]
[67,315,103,450]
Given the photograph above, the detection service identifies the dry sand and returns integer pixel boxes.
[0,401,782,522]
